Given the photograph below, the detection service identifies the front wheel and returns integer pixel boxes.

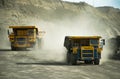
[94,59,100,65]
[66,52,71,64]
[70,54,77,65]
[11,46,16,51]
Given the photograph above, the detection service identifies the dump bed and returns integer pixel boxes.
[9,26,37,29]
[64,36,101,49]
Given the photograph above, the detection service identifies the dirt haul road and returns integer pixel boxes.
[0,50,120,79]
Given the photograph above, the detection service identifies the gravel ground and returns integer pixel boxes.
[0,49,120,79]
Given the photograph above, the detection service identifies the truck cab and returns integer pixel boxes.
[64,36,105,65]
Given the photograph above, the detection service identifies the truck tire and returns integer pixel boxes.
[94,59,100,65]
[85,60,88,64]
[11,46,16,51]
[67,52,71,64]
[70,54,77,65]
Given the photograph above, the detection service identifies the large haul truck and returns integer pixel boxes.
[8,26,41,50]
[64,36,105,65]
[108,36,120,59]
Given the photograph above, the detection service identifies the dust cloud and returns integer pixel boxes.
[0,1,119,63]
[100,43,112,64]
[27,15,115,63]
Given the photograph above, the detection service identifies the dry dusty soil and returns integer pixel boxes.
[0,49,120,79]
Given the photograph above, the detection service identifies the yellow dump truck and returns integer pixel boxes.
[64,36,105,65]
[8,26,40,50]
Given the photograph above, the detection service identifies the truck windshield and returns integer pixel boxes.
[16,29,27,36]
[28,29,34,36]
[72,39,90,46]
[90,39,98,45]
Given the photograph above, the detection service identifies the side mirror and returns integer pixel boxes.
[102,39,105,45]
[99,39,105,49]
[101,39,105,45]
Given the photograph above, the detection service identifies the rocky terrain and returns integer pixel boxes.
[0,0,120,79]
[0,0,120,55]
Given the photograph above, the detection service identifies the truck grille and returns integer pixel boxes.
[82,50,93,57]
[82,54,93,57]
[16,38,26,45]
[17,41,26,45]
[82,50,93,53]
[17,38,26,41]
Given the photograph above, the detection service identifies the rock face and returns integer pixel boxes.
[0,0,120,58]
